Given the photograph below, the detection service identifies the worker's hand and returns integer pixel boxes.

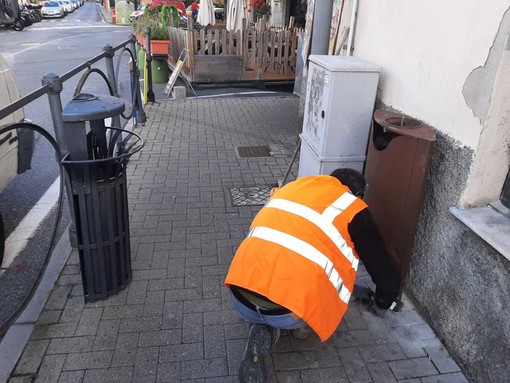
[352,284,375,304]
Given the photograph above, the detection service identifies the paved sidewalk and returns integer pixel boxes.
[7,96,469,382]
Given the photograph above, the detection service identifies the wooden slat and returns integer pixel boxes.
[221,30,227,55]
[215,29,220,56]
[207,29,213,55]
[277,31,284,73]
[283,31,290,74]
[270,31,276,71]
[199,30,205,55]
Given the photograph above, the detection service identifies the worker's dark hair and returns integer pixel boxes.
[330,168,367,196]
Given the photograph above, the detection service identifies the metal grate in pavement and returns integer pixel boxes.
[229,186,270,206]
[236,145,272,158]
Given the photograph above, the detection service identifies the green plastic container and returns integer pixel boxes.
[137,48,145,71]
[151,59,169,83]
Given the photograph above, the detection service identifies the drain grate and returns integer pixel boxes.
[229,186,271,206]
[236,145,272,158]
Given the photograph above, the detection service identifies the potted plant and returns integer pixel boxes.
[133,0,180,56]
[249,0,271,22]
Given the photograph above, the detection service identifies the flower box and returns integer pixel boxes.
[150,39,169,56]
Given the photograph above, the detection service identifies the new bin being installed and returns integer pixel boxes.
[364,109,436,293]
[298,55,381,176]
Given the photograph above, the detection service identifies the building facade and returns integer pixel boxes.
[299,1,510,382]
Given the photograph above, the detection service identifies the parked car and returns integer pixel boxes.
[129,3,146,22]
[0,54,34,262]
[57,0,71,14]
[41,0,64,17]
[69,0,80,9]
[62,0,74,12]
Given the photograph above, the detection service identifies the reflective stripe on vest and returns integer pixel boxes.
[248,226,352,304]
[264,195,359,271]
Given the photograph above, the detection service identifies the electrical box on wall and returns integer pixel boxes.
[298,55,381,177]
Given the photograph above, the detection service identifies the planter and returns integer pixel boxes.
[135,32,145,46]
[150,40,170,56]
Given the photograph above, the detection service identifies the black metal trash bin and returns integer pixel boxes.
[62,131,143,302]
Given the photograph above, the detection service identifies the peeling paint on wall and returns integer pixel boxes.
[462,7,510,124]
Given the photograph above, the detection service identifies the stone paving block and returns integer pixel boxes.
[343,302,370,330]
[180,358,228,379]
[333,329,377,349]
[37,310,61,325]
[361,310,398,345]
[8,377,32,383]
[102,305,144,320]
[156,362,181,383]
[202,309,242,326]
[164,288,202,302]
[184,266,202,289]
[148,278,185,291]
[224,323,247,340]
[205,376,238,383]
[159,342,203,363]
[420,372,469,383]
[202,275,221,299]
[84,290,127,307]
[398,379,421,383]
[132,269,168,281]
[133,346,159,383]
[143,291,165,317]
[423,344,461,374]
[337,347,373,383]
[182,313,204,343]
[276,370,303,383]
[366,362,398,383]
[31,323,77,340]
[358,343,406,363]
[44,285,73,311]
[151,251,170,270]
[138,329,182,347]
[58,370,84,383]
[59,296,85,323]
[226,339,246,375]
[92,319,121,351]
[162,301,184,329]
[126,280,149,305]
[299,367,349,383]
[75,307,103,337]
[34,354,66,383]
[388,357,439,379]
[388,325,427,358]
[288,333,322,352]
[410,323,437,341]
[273,348,342,371]
[119,316,162,333]
[47,336,94,354]
[63,350,113,371]
[111,332,139,367]
[82,366,134,383]
[204,325,226,358]
[183,298,222,314]
[14,340,49,375]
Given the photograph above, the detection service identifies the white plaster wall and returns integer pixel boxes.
[351,0,509,149]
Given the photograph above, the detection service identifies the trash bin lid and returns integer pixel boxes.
[62,93,125,122]
[374,109,436,141]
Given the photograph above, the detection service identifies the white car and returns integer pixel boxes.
[0,54,34,261]
[58,0,73,13]
[41,1,64,18]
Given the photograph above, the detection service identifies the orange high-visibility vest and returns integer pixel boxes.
[225,175,368,342]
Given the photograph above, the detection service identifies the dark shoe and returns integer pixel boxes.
[238,325,273,383]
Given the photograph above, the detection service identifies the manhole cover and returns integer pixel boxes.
[236,145,272,158]
[229,186,270,206]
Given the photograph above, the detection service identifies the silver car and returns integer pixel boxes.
[41,1,64,18]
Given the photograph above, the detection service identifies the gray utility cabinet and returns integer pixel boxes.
[298,55,381,177]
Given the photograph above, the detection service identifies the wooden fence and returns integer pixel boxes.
[167,19,301,83]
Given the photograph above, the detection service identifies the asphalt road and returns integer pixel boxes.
[0,2,132,237]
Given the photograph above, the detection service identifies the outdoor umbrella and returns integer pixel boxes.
[226,0,245,32]
[197,0,215,27]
